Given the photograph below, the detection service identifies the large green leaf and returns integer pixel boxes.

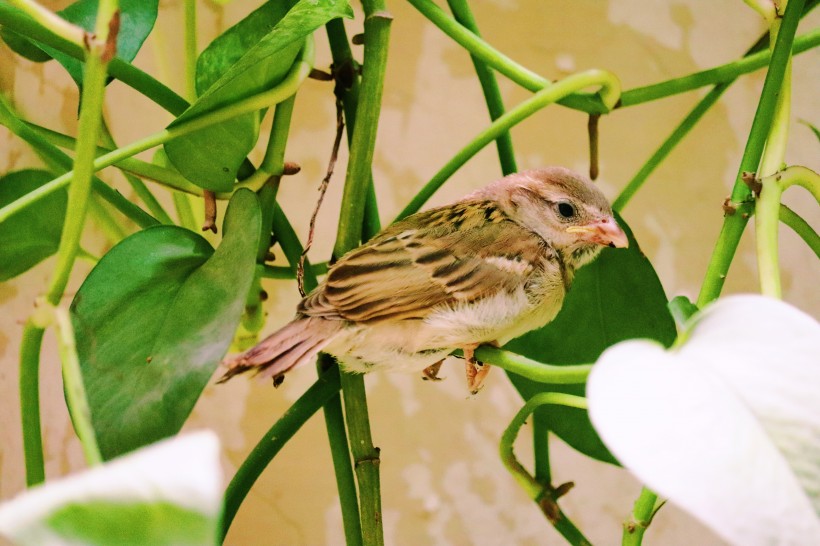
[163,0,353,192]
[505,215,676,464]
[0,169,67,281]
[40,0,159,89]
[71,190,261,459]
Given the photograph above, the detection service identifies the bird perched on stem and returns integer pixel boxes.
[222,167,628,393]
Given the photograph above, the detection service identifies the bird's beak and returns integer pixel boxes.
[566,218,629,249]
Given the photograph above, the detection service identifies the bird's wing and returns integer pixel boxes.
[299,201,555,322]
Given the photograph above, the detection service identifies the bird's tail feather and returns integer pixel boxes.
[219,317,341,383]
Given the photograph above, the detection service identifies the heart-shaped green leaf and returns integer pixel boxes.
[39,0,159,89]
[505,215,676,464]
[0,431,222,546]
[588,295,820,544]
[163,0,353,192]
[71,190,261,459]
[0,169,67,281]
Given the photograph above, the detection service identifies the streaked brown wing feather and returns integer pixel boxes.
[299,201,550,322]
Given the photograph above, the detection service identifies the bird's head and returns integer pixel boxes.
[480,167,628,270]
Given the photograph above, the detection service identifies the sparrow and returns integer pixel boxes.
[221,167,628,393]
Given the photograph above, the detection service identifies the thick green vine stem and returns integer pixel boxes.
[501,393,592,546]
[469,346,591,384]
[445,0,517,175]
[221,366,342,541]
[396,69,620,221]
[45,304,102,467]
[330,3,392,543]
[18,0,118,487]
[622,487,661,546]
[755,166,820,297]
[697,0,805,307]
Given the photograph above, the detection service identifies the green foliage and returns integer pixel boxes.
[163,0,353,191]
[0,170,67,281]
[0,0,817,545]
[70,190,260,459]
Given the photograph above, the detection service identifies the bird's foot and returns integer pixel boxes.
[422,360,444,381]
[463,345,491,394]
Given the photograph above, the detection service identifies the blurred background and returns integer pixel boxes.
[1,0,818,544]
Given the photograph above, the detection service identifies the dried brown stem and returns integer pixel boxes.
[202,190,217,233]
[297,100,345,296]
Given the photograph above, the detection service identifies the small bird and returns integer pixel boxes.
[222,167,628,393]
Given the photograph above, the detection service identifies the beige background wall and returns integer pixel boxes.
[1,0,818,544]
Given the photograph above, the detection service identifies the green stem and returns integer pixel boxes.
[19,0,118,488]
[221,366,342,541]
[5,0,85,46]
[184,0,197,102]
[330,4,391,544]
[259,262,328,279]
[755,166,820,297]
[614,86,727,212]
[0,3,189,115]
[0,40,314,225]
[25,121,203,196]
[52,305,102,466]
[445,0,517,175]
[325,18,381,240]
[0,97,159,228]
[697,0,805,307]
[532,410,551,485]
[395,69,620,221]
[405,0,601,113]
[87,193,129,243]
[333,9,392,257]
[19,322,45,486]
[406,0,819,112]
[618,28,818,107]
[470,346,591,384]
[622,488,660,546]
[779,204,820,258]
[99,121,175,224]
[173,191,198,231]
[501,393,591,546]
[319,356,364,546]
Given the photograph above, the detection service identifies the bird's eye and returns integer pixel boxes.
[557,202,576,219]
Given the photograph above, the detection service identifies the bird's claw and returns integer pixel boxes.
[422,360,444,381]
[463,346,491,394]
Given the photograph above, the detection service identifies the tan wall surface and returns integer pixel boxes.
[1,1,818,544]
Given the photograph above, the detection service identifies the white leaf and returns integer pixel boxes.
[0,430,222,545]
[587,295,820,546]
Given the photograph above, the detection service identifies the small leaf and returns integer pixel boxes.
[163,0,353,192]
[505,215,676,464]
[0,170,67,281]
[588,295,820,545]
[71,190,261,459]
[0,432,222,546]
[668,295,699,328]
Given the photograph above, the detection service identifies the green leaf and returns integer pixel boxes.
[0,169,67,281]
[0,432,222,546]
[505,215,676,464]
[71,190,261,459]
[163,0,353,192]
[0,26,51,62]
[668,295,699,328]
[37,0,159,90]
